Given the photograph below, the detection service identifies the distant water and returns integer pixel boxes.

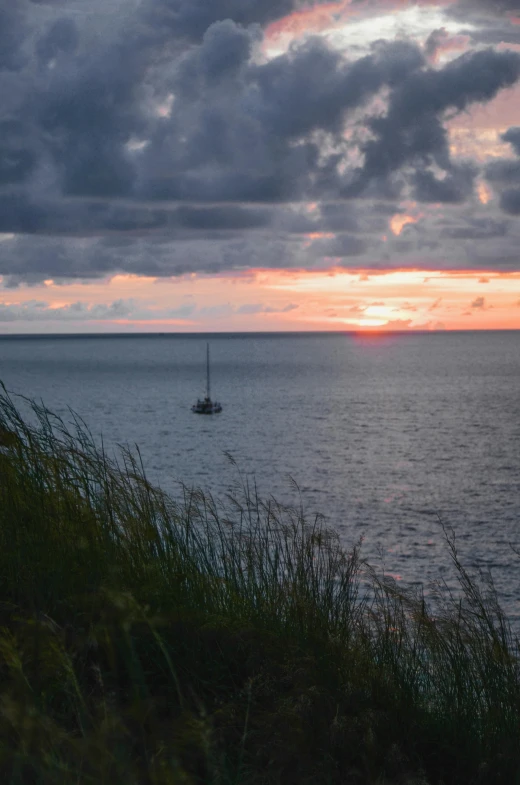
[1,331,520,618]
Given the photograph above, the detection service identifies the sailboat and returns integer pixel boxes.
[191,343,223,414]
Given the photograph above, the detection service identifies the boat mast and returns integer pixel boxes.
[206,342,210,399]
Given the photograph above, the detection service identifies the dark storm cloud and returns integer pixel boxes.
[0,231,302,286]
[411,165,477,204]
[453,0,519,15]
[139,35,427,205]
[0,193,273,237]
[486,126,520,215]
[502,127,520,155]
[175,205,271,230]
[1,0,520,282]
[248,39,425,139]
[0,6,27,71]
[447,0,520,47]
[317,203,360,233]
[143,0,332,42]
[0,193,169,236]
[0,121,38,186]
[0,194,47,234]
[445,217,509,239]
[173,19,256,92]
[424,28,449,61]
[486,159,520,186]
[346,48,520,200]
[499,188,520,214]
[306,233,368,258]
[37,34,145,198]
[468,24,520,47]
[0,237,91,286]
[36,17,79,64]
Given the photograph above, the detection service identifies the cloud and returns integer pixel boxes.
[176,205,271,231]
[452,0,520,16]
[316,203,360,233]
[412,165,477,204]
[305,233,368,258]
[471,295,486,308]
[445,217,508,239]
[143,0,333,42]
[498,188,520,214]
[486,159,520,188]
[0,6,27,71]
[502,126,520,156]
[36,17,79,65]
[138,36,427,205]
[486,126,520,215]
[0,232,304,286]
[0,298,137,322]
[0,0,519,286]
[446,0,520,51]
[0,126,37,187]
[236,302,299,314]
[346,48,520,201]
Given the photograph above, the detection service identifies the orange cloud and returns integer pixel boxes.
[477,181,492,205]
[390,213,422,235]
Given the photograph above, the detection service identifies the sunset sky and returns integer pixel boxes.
[2,0,520,332]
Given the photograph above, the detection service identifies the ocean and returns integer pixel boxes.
[1,331,519,617]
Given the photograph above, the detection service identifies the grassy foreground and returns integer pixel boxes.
[0,387,519,784]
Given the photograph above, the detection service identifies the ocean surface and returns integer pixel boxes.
[1,331,519,617]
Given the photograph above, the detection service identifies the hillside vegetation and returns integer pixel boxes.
[0,385,519,784]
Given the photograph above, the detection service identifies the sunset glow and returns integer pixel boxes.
[1,270,519,333]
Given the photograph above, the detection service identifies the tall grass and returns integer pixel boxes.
[0,383,519,784]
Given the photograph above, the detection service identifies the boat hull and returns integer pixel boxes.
[191,399,222,414]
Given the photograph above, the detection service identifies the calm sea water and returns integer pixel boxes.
[1,332,519,616]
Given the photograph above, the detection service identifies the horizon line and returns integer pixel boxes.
[0,327,519,340]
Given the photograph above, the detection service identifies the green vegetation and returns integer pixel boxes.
[0,385,519,784]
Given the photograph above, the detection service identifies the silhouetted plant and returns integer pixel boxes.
[0,383,519,784]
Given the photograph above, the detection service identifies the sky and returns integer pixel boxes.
[1,0,520,332]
